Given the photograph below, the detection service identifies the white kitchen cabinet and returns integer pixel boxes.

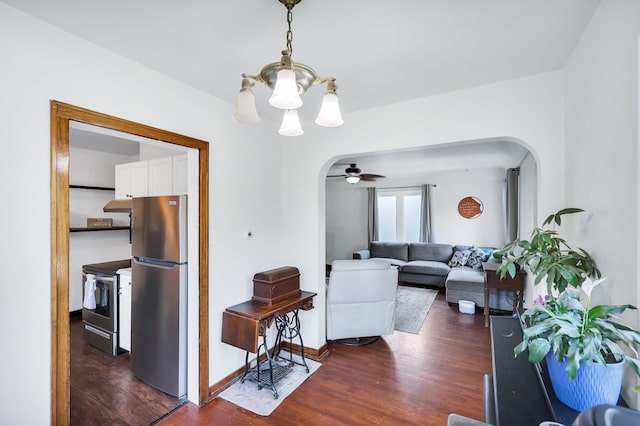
[148,157,173,196]
[114,163,132,200]
[115,160,149,199]
[118,269,132,352]
[115,155,187,199]
[173,154,188,195]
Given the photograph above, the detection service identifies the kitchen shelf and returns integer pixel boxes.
[70,184,115,191]
[70,226,130,232]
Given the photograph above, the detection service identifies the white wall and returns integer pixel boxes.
[68,147,135,311]
[563,0,640,408]
[325,182,368,262]
[140,143,186,160]
[518,153,538,240]
[325,167,507,263]
[518,152,539,307]
[0,4,284,424]
[430,168,505,248]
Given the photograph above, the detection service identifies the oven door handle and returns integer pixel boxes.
[94,276,115,283]
[84,323,111,339]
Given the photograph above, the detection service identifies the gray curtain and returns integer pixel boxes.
[419,184,434,243]
[367,187,378,245]
[504,168,520,243]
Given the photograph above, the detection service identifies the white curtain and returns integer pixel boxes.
[419,184,434,243]
[367,187,378,245]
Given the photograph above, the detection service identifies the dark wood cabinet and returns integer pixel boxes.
[483,262,526,327]
[222,291,315,353]
[221,291,316,398]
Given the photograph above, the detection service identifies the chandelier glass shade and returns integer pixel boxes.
[279,109,304,136]
[233,0,343,136]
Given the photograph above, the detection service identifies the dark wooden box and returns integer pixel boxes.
[252,266,301,305]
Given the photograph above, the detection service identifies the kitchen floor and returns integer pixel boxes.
[70,316,186,425]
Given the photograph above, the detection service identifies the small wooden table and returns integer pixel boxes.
[221,291,316,398]
[482,262,526,327]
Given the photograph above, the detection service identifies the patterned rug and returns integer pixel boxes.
[218,352,321,416]
[394,286,439,334]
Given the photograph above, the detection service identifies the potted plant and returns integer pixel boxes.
[516,277,640,411]
[493,208,640,411]
[494,208,600,294]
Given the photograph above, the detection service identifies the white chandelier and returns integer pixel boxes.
[233,0,344,136]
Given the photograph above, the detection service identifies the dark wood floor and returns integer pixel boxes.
[160,289,495,426]
[70,317,185,425]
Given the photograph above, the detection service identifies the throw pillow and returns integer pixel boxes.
[448,249,471,267]
[466,247,489,270]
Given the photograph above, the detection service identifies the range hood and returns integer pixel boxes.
[103,199,132,213]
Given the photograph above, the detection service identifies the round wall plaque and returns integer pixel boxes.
[458,196,483,219]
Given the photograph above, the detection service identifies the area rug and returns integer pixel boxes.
[394,286,439,334]
[218,352,321,416]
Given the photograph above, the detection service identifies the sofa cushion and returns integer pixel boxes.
[466,247,489,270]
[371,257,407,267]
[331,259,392,272]
[477,246,496,254]
[370,242,409,262]
[445,266,485,290]
[448,249,472,267]
[401,260,450,276]
[408,243,453,262]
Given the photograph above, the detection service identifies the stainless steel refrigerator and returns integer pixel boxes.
[131,195,187,398]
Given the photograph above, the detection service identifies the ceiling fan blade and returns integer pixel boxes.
[360,173,385,179]
[359,176,377,181]
[327,174,348,178]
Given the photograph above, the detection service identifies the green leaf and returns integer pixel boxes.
[528,339,550,363]
[557,207,585,215]
[565,347,581,380]
[588,304,631,320]
[514,340,528,357]
[542,214,555,227]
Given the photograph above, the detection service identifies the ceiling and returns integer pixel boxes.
[7,0,599,177]
[70,127,140,156]
[326,140,530,184]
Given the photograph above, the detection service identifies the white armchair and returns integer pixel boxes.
[326,260,398,343]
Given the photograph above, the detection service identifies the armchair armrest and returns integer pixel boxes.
[353,249,371,260]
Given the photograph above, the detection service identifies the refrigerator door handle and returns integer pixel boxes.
[133,256,181,269]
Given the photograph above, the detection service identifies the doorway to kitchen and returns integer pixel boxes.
[51,101,210,425]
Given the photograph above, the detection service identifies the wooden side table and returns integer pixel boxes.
[482,262,526,327]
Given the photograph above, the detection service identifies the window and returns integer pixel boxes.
[377,188,422,242]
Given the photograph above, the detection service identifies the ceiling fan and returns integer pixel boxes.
[327,163,385,184]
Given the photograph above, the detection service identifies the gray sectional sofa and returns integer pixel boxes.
[353,241,515,311]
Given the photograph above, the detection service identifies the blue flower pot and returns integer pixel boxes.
[545,352,624,412]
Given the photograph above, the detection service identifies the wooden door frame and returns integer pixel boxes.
[50,101,210,424]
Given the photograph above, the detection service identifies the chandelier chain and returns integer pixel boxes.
[286,8,293,55]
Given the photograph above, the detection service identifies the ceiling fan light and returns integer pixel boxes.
[345,175,360,184]
[315,92,343,127]
[278,109,304,136]
[233,83,261,124]
[269,69,303,110]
